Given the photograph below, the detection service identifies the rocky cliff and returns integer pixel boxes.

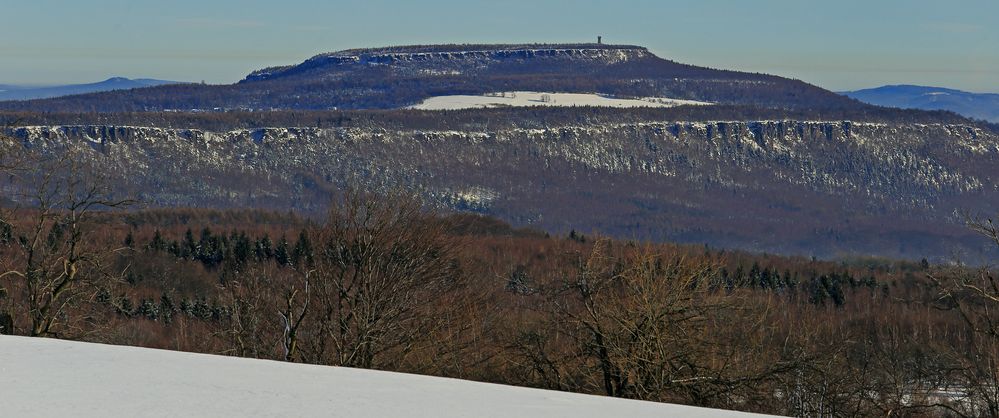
[5,120,998,261]
[245,45,651,81]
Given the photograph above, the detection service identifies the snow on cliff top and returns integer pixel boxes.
[409,91,713,110]
[0,336,776,418]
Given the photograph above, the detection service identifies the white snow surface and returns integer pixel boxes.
[409,91,713,110]
[0,336,778,418]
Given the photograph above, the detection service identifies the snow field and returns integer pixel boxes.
[0,336,778,418]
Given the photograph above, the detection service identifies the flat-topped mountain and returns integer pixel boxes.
[0,43,862,112]
[245,44,651,81]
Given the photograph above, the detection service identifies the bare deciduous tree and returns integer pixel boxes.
[926,217,999,416]
[279,268,311,362]
[514,240,813,411]
[0,147,133,337]
[306,189,465,369]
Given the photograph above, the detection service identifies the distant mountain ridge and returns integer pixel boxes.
[5,117,999,262]
[0,77,180,101]
[2,43,997,262]
[842,85,999,122]
[0,43,864,112]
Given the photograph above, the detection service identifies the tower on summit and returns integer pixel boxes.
[597,36,602,44]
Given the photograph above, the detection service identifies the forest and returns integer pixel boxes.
[1,103,990,133]
[2,144,999,417]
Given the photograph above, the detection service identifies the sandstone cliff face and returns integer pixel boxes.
[245,46,650,81]
[6,120,998,261]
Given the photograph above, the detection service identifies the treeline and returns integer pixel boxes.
[123,223,882,310]
[0,102,982,133]
[3,186,998,416]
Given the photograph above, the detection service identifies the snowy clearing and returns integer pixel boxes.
[0,336,777,418]
[409,91,713,110]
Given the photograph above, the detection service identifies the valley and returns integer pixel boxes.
[3,39,999,417]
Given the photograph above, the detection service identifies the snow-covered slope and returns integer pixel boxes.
[409,91,712,110]
[0,336,777,417]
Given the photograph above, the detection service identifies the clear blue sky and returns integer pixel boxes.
[3,0,997,92]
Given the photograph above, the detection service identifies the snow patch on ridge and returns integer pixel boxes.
[408,91,713,110]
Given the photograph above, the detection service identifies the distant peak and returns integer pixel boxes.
[104,77,132,83]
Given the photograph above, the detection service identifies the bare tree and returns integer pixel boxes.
[279,268,311,362]
[306,189,465,369]
[518,240,809,410]
[0,147,133,337]
[926,217,999,416]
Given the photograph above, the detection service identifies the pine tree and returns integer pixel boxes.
[148,229,168,252]
[255,235,274,261]
[123,231,135,249]
[749,262,762,288]
[275,235,291,266]
[291,230,313,268]
[232,232,252,267]
[826,276,846,307]
[182,228,197,259]
[808,275,827,305]
[159,293,177,323]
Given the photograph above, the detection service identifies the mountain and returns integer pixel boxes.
[842,85,999,123]
[4,111,998,262]
[0,43,865,112]
[2,43,995,262]
[0,77,180,101]
[0,336,772,418]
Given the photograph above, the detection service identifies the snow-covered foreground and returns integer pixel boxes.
[0,336,778,417]
[409,91,712,110]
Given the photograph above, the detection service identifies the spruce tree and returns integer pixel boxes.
[182,228,197,259]
[148,229,168,252]
[292,230,313,268]
[275,235,291,266]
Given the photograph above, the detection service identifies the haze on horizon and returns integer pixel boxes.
[3,0,997,93]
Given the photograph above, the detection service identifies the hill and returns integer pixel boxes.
[0,43,864,112]
[0,43,994,261]
[0,77,180,101]
[4,112,998,262]
[842,85,999,123]
[0,336,775,418]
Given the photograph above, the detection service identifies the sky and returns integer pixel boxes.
[2,0,997,93]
